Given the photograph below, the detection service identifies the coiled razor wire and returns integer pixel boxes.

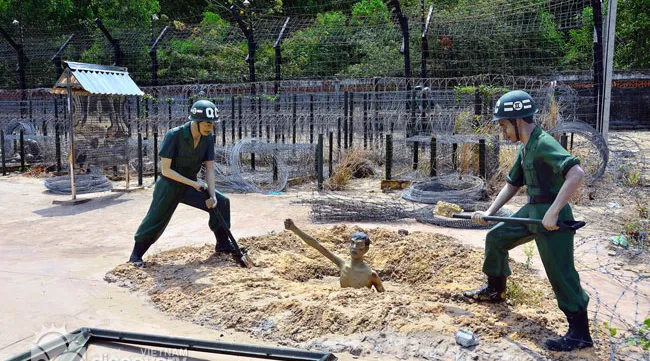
[44,174,113,194]
[548,121,609,185]
[401,173,484,205]
[209,138,316,194]
[301,194,513,229]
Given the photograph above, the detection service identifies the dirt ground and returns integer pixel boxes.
[1,131,649,361]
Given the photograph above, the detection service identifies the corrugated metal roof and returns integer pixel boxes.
[51,62,144,96]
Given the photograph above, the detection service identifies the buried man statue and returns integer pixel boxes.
[284,219,385,292]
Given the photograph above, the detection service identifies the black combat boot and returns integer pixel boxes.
[545,310,593,352]
[128,240,155,267]
[214,229,235,254]
[462,276,507,302]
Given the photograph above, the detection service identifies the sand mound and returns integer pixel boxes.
[106,225,616,360]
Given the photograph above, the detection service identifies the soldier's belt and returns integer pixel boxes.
[528,195,556,204]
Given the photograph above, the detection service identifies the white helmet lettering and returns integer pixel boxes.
[205,107,215,119]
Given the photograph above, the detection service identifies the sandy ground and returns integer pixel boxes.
[0,161,649,361]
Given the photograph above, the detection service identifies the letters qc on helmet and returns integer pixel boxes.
[189,100,220,123]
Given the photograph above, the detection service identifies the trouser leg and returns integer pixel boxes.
[131,178,183,262]
[482,206,535,278]
[535,230,589,314]
[180,187,231,246]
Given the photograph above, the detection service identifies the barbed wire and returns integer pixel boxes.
[0,0,595,89]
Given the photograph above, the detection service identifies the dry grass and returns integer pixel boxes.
[538,94,560,130]
[324,148,377,191]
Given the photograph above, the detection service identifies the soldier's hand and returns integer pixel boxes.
[284,219,296,231]
[542,211,559,231]
[205,196,218,209]
[194,180,208,192]
[471,211,489,225]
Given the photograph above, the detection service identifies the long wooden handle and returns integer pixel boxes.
[451,213,586,231]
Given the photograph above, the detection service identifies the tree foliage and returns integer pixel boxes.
[0,0,648,88]
[615,0,650,68]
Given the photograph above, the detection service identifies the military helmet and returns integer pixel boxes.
[189,100,220,123]
[492,90,537,122]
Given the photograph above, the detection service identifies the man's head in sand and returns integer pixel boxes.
[349,232,371,260]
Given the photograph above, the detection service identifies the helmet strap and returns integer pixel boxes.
[510,119,520,142]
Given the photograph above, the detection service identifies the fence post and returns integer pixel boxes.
[292,94,297,144]
[328,131,333,177]
[478,139,480,179]
[349,92,354,147]
[385,134,393,180]
[231,96,235,143]
[430,135,436,177]
[343,91,348,149]
[316,134,324,190]
[273,156,278,182]
[310,94,314,144]
[55,124,61,172]
[1,130,5,175]
[452,143,458,171]
[363,93,368,149]
[138,130,143,186]
[238,96,243,140]
[19,129,25,172]
[412,140,419,170]
[153,127,159,181]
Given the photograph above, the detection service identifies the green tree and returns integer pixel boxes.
[615,0,650,68]
[344,0,403,77]
[562,7,595,70]
[0,0,76,28]
[89,0,161,29]
[282,11,352,78]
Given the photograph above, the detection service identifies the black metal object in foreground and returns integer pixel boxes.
[6,327,337,361]
[452,213,586,231]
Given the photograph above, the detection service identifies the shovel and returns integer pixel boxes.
[451,213,586,231]
[201,188,254,268]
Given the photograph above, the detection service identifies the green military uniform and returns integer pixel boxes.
[483,125,589,314]
[133,121,231,248]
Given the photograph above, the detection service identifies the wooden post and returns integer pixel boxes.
[363,93,368,149]
[343,91,348,149]
[317,133,324,190]
[349,92,354,147]
[1,130,5,175]
[19,129,25,172]
[138,130,143,186]
[55,124,61,172]
[153,128,159,181]
[310,94,314,144]
[452,143,458,171]
[430,136,436,177]
[478,139,480,179]
[231,96,235,143]
[292,94,297,144]
[328,131,333,177]
[385,134,393,180]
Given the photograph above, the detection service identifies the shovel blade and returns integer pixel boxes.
[235,252,254,268]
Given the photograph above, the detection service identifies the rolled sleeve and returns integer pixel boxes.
[558,156,580,177]
[507,147,524,187]
[539,138,581,177]
[159,131,178,159]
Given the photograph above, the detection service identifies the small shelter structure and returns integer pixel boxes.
[50,61,144,204]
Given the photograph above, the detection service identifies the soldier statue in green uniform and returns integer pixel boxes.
[464,90,593,352]
[129,100,235,267]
